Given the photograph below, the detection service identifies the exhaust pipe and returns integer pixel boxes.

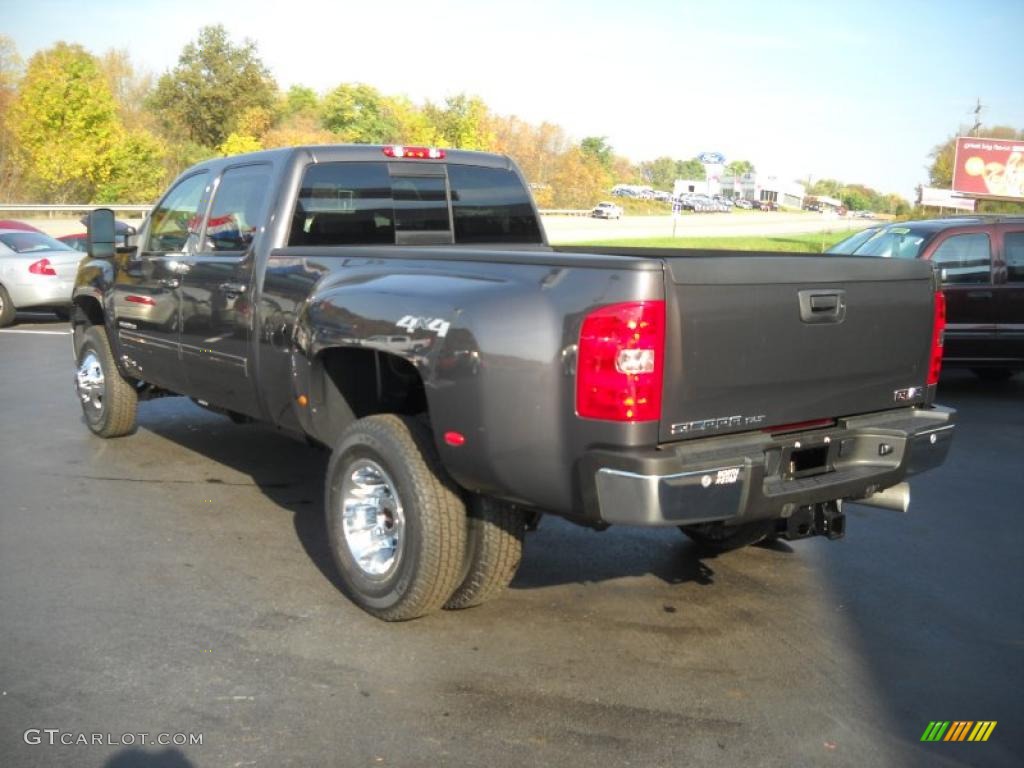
[853,482,910,513]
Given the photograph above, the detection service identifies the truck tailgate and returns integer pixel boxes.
[660,254,936,443]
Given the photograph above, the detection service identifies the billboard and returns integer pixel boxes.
[918,186,976,212]
[952,136,1024,200]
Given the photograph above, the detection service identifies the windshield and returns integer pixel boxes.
[849,226,929,259]
[0,231,75,254]
[828,227,880,254]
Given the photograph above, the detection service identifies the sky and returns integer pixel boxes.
[4,0,1024,200]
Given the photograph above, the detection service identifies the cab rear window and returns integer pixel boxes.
[288,162,540,246]
[448,165,542,244]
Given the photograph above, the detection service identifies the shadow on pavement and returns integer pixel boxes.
[104,748,195,767]
[140,401,755,595]
[814,368,1024,766]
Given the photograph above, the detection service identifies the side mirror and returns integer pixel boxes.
[86,208,116,259]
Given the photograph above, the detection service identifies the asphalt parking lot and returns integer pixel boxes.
[1,315,1021,768]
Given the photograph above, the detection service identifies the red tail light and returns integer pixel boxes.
[927,290,946,386]
[28,258,57,276]
[382,145,446,159]
[576,301,665,422]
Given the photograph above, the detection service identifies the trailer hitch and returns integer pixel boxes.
[782,501,845,541]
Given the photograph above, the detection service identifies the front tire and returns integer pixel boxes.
[325,415,467,621]
[445,497,526,610]
[75,326,138,438]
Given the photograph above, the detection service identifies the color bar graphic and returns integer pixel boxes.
[921,721,996,742]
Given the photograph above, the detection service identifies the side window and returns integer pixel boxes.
[204,164,272,252]
[146,172,209,253]
[448,165,542,244]
[1004,232,1024,283]
[931,233,991,284]
[289,162,394,246]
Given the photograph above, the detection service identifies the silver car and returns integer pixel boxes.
[0,228,82,326]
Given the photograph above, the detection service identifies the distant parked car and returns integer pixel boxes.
[0,219,45,233]
[0,228,82,326]
[59,218,138,252]
[591,202,624,219]
[733,198,754,210]
[755,200,779,211]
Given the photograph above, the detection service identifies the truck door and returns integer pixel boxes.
[928,231,998,362]
[997,228,1024,364]
[115,171,210,393]
[178,163,272,418]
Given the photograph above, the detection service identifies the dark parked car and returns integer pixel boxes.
[837,217,1024,379]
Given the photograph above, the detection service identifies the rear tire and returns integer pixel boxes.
[75,326,138,438]
[445,497,526,610]
[0,284,15,327]
[680,520,776,553]
[325,415,467,621]
[971,367,1015,382]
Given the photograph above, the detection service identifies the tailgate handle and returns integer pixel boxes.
[799,290,846,324]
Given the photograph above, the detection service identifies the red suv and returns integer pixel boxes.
[831,216,1024,380]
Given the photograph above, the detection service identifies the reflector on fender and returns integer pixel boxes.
[576,301,665,422]
[383,146,446,159]
[927,290,946,386]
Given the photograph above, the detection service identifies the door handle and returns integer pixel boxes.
[798,289,846,324]
[159,278,180,289]
[219,281,248,296]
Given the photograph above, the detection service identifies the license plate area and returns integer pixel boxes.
[784,443,834,479]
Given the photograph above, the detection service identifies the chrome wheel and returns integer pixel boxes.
[76,351,105,412]
[339,458,405,578]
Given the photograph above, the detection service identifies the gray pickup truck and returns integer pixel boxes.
[71,145,954,620]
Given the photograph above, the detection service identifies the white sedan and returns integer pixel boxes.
[0,229,83,326]
[591,202,624,219]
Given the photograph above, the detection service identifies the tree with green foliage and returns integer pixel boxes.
[806,178,843,198]
[94,129,167,202]
[148,25,276,148]
[675,158,706,181]
[0,35,24,199]
[639,156,705,189]
[9,43,166,203]
[424,94,494,150]
[725,159,755,177]
[321,83,400,144]
[283,84,319,117]
[580,136,613,170]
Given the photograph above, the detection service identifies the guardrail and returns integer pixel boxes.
[0,203,152,216]
[2,203,591,218]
